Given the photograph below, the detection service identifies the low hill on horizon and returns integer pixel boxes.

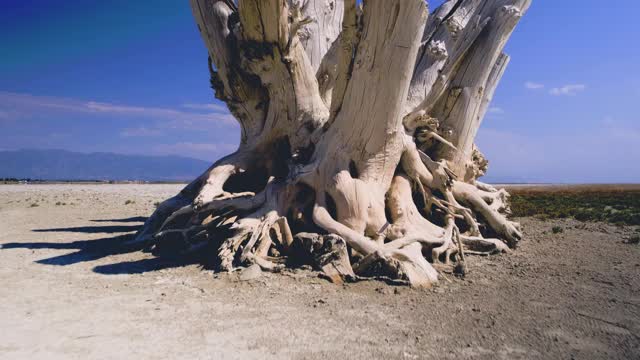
[0,149,211,182]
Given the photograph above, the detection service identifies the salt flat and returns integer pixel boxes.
[0,184,638,359]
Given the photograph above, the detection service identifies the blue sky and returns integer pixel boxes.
[1,0,639,183]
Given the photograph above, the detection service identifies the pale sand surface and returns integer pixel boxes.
[0,184,638,359]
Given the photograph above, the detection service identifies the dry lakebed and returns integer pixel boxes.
[0,184,638,359]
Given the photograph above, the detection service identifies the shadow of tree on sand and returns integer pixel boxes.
[91,216,148,223]
[32,225,143,234]
[92,256,202,275]
[1,217,207,275]
[3,233,140,266]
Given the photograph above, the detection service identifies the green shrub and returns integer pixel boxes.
[510,190,640,226]
[551,226,563,234]
[534,213,550,221]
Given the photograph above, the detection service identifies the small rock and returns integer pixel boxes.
[239,264,263,281]
[375,287,388,294]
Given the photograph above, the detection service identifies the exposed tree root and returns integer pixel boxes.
[133,0,530,288]
[139,142,520,287]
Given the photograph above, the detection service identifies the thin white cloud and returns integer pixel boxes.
[153,142,238,161]
[525,81,544,90]
[120,127,163,137]
[609,126,640,142]
[549,84,586,96]
[0,109,23,122]
[477,122,640,183]
[182,103,228,112]
[0,91,237,127]
[602,116,640,142]
[155,142,237,153]
[484,106,505,120]
[603,115,615,126]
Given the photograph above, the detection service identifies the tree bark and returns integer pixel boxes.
[134,0,530,287]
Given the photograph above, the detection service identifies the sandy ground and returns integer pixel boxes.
[0,184,638,360]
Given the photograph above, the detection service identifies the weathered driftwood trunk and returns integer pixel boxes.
[134,0,530,287]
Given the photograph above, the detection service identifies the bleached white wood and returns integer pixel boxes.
[292,0,344,73]
[406,0,531,179]
[135,0,531,287]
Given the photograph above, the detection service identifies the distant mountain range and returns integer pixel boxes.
[0,149,211,181]
[0,149,540,184]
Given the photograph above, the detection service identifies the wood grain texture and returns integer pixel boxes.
[134,0,530,287]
